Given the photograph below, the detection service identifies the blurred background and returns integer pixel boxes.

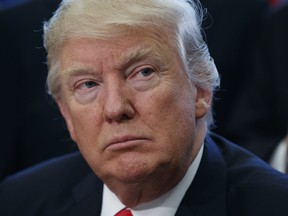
[0,0,28,9]
[0,0,287,180]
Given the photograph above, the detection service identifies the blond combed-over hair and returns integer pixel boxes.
[43,0,220,127]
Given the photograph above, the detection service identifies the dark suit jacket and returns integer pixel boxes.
[1,133,288,216]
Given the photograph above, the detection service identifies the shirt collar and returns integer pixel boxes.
[101,144,204,216]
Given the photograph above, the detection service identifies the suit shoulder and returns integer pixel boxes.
[0,152,92,201]
[0,152,100,215]
[209,133,288,184]
[1,152,89,187]
[208,133,288,214]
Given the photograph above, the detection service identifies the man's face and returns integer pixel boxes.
[57,33,210,186]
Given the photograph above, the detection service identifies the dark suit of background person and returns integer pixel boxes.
[226,1,288,162]
[0,0,75,181]
[0,0,28,10]
[1,133,288,216]
[200,0,274,158]
[0,0,273,181]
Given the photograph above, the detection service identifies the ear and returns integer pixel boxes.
[195,87,212,119]
[57,99,76,141]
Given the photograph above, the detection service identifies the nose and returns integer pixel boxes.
[102,80,135,123]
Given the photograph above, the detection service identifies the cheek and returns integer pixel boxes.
[143,82,195,126]
[139,83,196,150]
[68,103,102,146]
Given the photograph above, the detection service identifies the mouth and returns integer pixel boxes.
[106,136,149,151]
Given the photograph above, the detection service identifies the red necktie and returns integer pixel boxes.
[115,208,133,216]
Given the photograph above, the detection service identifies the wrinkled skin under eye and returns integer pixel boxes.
[72,79,100,104]
[126,66,162,92]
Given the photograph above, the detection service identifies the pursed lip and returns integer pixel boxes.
[105,135,149,150]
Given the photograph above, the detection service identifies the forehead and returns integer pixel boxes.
[58,32,177,70]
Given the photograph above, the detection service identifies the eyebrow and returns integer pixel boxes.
[62,65,97,78]
[61,65,99,89]
[118,45,169,71]
[61,44,171,81]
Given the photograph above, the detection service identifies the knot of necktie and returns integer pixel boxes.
[115,208,133,216]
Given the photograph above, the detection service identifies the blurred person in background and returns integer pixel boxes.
[0,0,74,181]
[233,1,288,172]
[0,0,29,10]
[200,0,269,143]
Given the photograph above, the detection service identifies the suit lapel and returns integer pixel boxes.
[69,173,104,216]
[175,135,227,216]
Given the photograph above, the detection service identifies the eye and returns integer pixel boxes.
[127,65,160,91]
[76,80,98,90]
[83,81,97,89]
[131,67,156,80]
[139,68,154,77]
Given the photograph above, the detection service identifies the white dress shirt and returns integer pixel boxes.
[101,145,204,216]
[270,139,287,173]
